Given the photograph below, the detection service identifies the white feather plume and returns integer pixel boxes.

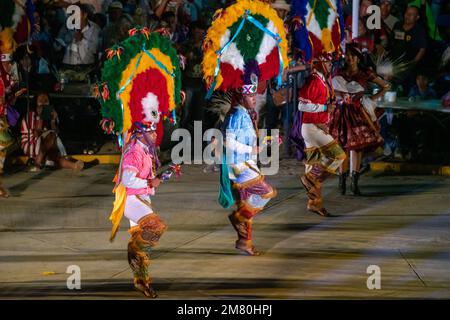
[141,92,160,123]
[256,20,278,65]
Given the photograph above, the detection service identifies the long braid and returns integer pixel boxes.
[247,107,259,138]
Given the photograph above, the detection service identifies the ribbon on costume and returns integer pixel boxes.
[142,45,178,124]
[246,15,284,88]
[206,10,285,99]
[116,53,143,147]
[206,13,247,99]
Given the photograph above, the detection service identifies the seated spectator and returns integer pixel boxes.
[20,92,84,173]
[408,74,437,100]
[103,1,134,49]
[54,4,100,67]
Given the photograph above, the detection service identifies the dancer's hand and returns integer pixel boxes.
[252,146,262,154]
[328,103,336,113]
[149,178,161,188]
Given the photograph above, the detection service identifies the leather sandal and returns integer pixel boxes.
[134,278,158,298]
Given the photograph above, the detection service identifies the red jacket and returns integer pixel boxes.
[298,72,330,124]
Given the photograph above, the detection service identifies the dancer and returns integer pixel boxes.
[296,53,346,217]
[98,28,182,298]
[120,122,166,298]
[221,73,277,256]
[202,0,288,255]
[329,44,390,195]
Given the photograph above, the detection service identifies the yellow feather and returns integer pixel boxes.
[0,28,16,55]
[321,28,335,53]
[109,183,127,242]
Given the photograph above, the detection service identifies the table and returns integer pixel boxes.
[379,98,450,114]
[379,98,450,128]
[378,98,450,165]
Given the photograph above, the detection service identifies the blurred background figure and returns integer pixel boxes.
[20,92,84,173]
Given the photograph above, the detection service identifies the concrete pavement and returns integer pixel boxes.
[0,160,449,299]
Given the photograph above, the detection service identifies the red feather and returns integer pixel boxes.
[258,47,280,83]
[128,28,138,36]
[101,84,110,101]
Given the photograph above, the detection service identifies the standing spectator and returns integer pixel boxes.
[409,0,442,40]
[345,0,374,42]
[390,5,427,94]
[354,17,376,54]
[375,0,399,55]
[55,4,100,66]
[381,0,400,34]
[179,21,206,131]
[103,1,134,49]
[160,2,189,47]
[20,92,84,173]
[54,0,102,14]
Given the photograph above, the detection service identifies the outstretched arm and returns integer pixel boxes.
[297,97,327,112]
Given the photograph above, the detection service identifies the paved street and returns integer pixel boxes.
[0,160,449,299]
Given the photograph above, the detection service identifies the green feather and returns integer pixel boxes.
[228,14,269,63]
[99,32,181,134]
[309,0,330,30]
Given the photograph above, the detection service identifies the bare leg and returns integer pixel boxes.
[350,150,362,173]
[34,133,58,168]
[340,152,350,174]
[43,133,84,172]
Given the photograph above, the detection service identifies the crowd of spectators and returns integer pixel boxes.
[1,0,449,172]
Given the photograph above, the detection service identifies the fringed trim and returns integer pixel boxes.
[237,201,262,219]
[261,186,277,199]
[232,175,265,190]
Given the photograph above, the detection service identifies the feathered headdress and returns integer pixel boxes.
[97,27,182,147]
[291,0,344,62]
[202,0,289,98]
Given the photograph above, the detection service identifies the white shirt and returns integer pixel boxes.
[62,21,100,65]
